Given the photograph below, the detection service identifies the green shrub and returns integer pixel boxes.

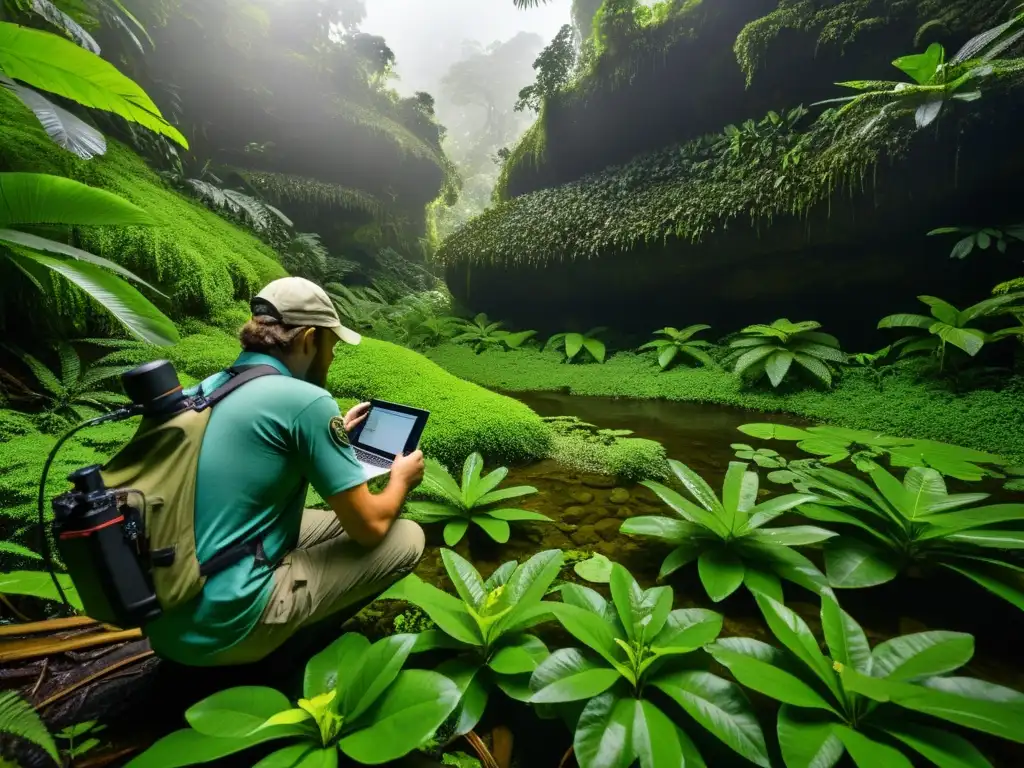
[544,416,667,481]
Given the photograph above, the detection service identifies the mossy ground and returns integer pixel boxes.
[0,90,285,327]
[426,343,1024,464]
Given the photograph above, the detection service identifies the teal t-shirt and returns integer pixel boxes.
[143,352,367,665]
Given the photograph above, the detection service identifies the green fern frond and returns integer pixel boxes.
[0,691,59,763]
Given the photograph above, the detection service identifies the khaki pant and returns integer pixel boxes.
[209,510,424,665]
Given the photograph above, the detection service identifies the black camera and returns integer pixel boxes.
[51,465,161,628]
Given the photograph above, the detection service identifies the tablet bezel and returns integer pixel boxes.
[348,399,430,459]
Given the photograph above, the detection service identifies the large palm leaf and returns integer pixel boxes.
[1,75,106,159]
[0,173,178,345]
[0,21,187,147]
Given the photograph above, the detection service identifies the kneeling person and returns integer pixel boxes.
[145,277,425,666]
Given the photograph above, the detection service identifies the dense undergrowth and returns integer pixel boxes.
[426,343,1024,463]
[0,91,286,325]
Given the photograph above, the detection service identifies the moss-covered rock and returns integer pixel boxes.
[0,90,286,327]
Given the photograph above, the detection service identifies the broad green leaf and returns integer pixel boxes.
[777,705,844,768]
[443,519,469,546]
[0,173,152,226]
[742,566,783,602]
[441,549,486,609]
[124,725,307,768]
[460,452,484,503]
[935,324,986,356]
[474,485,537,507]
[342,634,417,721]
[0,570,82,610]
[380,574,481,646]
[824,538,901,588]
[185,687,291,737]
[659,541,704,579]
[920,296,960,325]
[893,43,945,84]
[833,725,913,768]
[821,595,872,674]
[641,479,728,536]
[871,632,974,682]
[738,423,812,441]
[0,691,60,763]
[652,670,770,767]
[658,344,679,369]
[878,313,935,330]
[436,658,487,737]
[744,493,820,531]
[707,647,836,712]
[722,461,757,523]
[488,634,548,675]
[632,699,683,768]
[652,609,723,653]
[419,458,463,504]
[403,501,458,523]
[530,647,613,703]
[550,603,624,668]
[0,24,187,146]
[252,744,317,768]
[621,516,703,543]
[464,466,509,508]
[500,549,563,626]
[530,661,620,704]
[923,505,1024,536]
[668,459,725,513]
[574,553,614,583]
[9,249,179,345]
[565,333,584,360]
[304,633,370,698]
[471,515,510,542]
[483,561,517,592]
[750,526,837,546]
[485,507,552,522]
[882,723,993,768]
[948,530,1024,549]
[583,337,606,363]
[574,692,636,768]
[842,670,1024,744]
[339,670,460,764]
[610,563,672,641]
[740,539,831,595]
[766,350,795,387]
[493,673,534,703]
[755,594,841,699]
[698,548,745,602]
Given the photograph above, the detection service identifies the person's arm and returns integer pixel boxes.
[325,451,424,546]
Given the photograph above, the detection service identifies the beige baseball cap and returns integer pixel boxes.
[252,277,361,345]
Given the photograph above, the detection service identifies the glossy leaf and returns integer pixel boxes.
[437,658,487,737]
[574,692,636,768]
[550,602,624,668]
[304,633,369,698]
[472,515,510,542]
[750,526,837,546]
[707,647,836,711]
[1,79,106,159]
[821,594,872,674]
[621,516,703,543]
[882,723,993,768]
[652,609,723,653]
[871,631,973,682]
[339,669,460,764]
[698,548,745,602]
[185,686,290,737]
[777,705,844,768]
[530,654,621,704]
[488,634,548,675]
[824,538,901,588]
[380,574,481,646]
[632,699,684,768]
[0,23,187,146]
[610,563,672,640]
[0,172,152,227]
[658,540,704,579]
[755,594,841,699]
[652,670,770,767]
[441,548,486,609]
[833,725,914,768]
[124,725,308,768]
[574,553,614,583]
[342,634,417,721]
[443,519,469,546]
[500,549,564,630]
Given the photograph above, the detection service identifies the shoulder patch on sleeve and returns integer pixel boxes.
[329,415,350,448]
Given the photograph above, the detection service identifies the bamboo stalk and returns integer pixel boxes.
[0,616,98,638]
[0,628,142,663]
[36,649,154,710]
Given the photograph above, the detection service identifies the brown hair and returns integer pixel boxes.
[239,315,311,354]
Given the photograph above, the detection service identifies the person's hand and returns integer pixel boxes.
[343,402,370,433]
[391,450,425,490]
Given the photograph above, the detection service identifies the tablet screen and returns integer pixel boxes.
[357,406,419,456]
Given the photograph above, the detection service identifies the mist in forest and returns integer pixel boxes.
[363,0,572,96]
